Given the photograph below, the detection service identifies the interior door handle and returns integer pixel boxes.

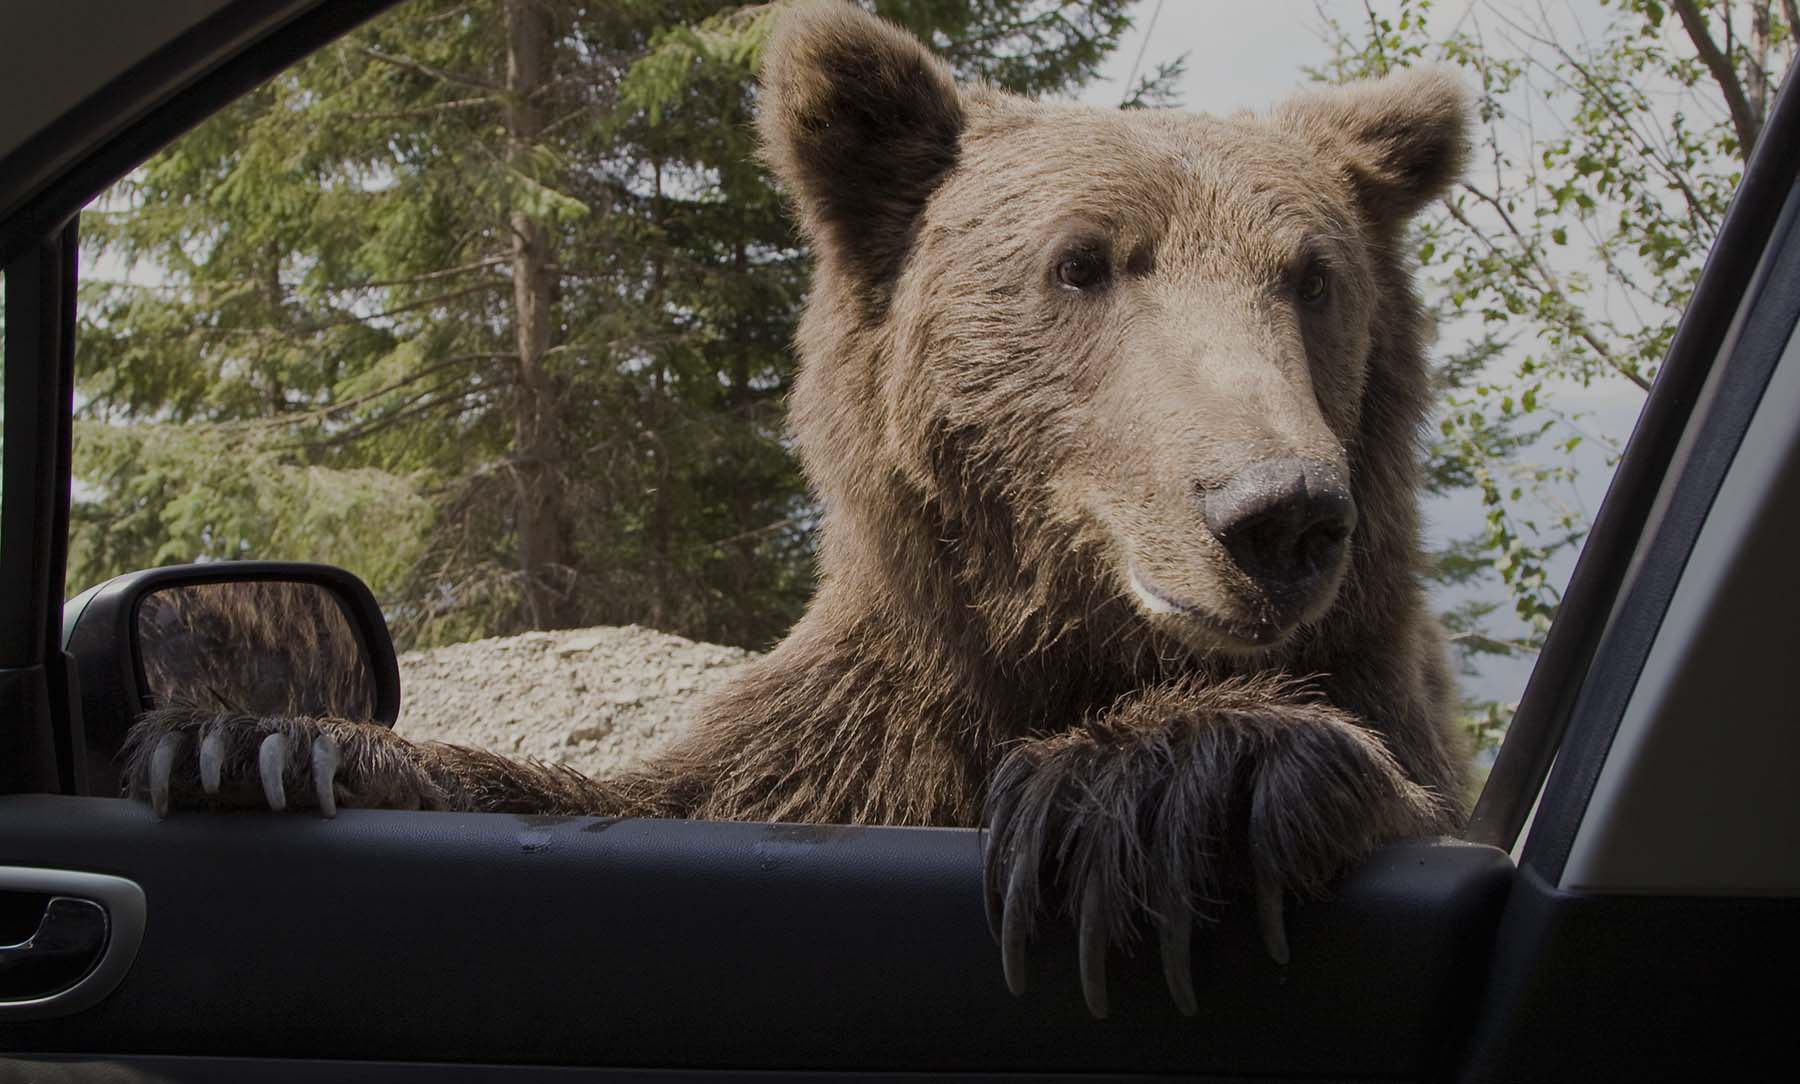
[0,868,144,1020]
[0,896,109,999]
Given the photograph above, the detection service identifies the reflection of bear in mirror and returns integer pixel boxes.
[125,0,1475,1017]
[136,581,373,721]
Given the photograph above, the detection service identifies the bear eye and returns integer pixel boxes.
[1295,262,1330,306]
[1054,246,1112,293]
[1125,242,1156,277]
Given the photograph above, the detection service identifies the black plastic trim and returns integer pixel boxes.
[4,1058,1333,1084]
[0,0,399,270]
[0,799,1513,1079]
[1,223,80,795]
[1466,70,1800,849]
[0,867,147,1023]
[1455,866,1799,1083]
[0,1058,1346,1084]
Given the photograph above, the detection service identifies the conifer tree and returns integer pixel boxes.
[75,0,1157,649]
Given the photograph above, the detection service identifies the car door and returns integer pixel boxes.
[0,3,1794,1081]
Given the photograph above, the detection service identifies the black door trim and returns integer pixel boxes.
[1,223,80,795]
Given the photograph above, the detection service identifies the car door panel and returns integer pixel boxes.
[0,797,1511,1078]
[1456,867,1800,1083]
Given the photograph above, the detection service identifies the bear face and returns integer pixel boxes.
[760,0,1467,661]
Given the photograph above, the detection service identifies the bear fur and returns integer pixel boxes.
[125,0,1473,1018]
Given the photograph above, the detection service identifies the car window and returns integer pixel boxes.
[65,0,1791,819]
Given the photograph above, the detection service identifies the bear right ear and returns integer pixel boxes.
[757,0,964,297]
[1276,66,1471,228]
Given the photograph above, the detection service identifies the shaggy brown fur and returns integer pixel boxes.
[125,0,1473,1014]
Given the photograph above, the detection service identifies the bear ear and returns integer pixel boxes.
[1277,66,1470,226]
[757,0,964,294]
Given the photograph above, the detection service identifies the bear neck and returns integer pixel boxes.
[691,255,1462,824]
[809,472,1249,718]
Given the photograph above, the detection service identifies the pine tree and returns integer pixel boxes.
[74,0,1149,649]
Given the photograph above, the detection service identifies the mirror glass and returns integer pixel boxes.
[136,580,376,720]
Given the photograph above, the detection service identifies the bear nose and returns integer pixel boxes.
[1200,457,1357,606]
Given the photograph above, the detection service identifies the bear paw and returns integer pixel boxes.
[980,700,1447,1018]
[122,707,446,817]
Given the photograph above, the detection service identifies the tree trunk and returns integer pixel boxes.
[1671,0,1762,151]
[503,0,569,629]
[650,363,674,630]
[648,160,673,630]
[727,240,757,643]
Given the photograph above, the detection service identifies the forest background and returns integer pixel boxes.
[60,0,1795,754]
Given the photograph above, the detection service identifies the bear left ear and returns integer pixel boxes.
[1277,66,1470,226]
[757,0,964,296]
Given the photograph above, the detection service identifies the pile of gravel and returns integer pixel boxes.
[394,625,757,781]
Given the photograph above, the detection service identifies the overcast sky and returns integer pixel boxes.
[1082,0,1337,113]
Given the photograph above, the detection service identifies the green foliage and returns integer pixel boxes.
[69,422,433,589]
[74,0,1141,651]
[1315,0,1792,749]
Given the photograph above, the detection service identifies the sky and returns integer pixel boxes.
[1080,0,1339,113]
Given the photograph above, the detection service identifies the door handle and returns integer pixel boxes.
[0,868,144,1020]
[1,896,109,999]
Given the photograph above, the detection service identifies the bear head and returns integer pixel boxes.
[759,0,1469,661]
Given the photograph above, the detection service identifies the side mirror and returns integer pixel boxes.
[63,562,401,795]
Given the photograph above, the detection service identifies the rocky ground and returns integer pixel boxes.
[394,625,757,780]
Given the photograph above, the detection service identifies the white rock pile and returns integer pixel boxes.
[394,625,756,780]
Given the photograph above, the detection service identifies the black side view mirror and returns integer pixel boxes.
[62,562,400,795]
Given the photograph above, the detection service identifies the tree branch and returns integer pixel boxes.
[333,257,509,290]
[1362,0,1391,73]
[332,95,500,123]
[304,282,507,331]
[355,45,503,94]
[1448,182,1654,393]
[1486,8,1721,236]
[249,352,512,428]
[283,385,483,450]
[1670,0,1762,150]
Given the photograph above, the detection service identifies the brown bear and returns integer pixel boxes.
[124,0,1473,1019]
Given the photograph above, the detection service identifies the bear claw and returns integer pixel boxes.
[198,730,225,794]
[1256,874,1290,966]
[311,735,341,818]
[148,732,184,818]
[1159,901,1198,1017]
[257,733,289,812]
[999,858,1033,997]
[1077,877,1109,1019]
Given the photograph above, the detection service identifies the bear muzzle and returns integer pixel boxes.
[1199,456,1357,627]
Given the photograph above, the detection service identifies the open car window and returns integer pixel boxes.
[55,2,1795,823]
